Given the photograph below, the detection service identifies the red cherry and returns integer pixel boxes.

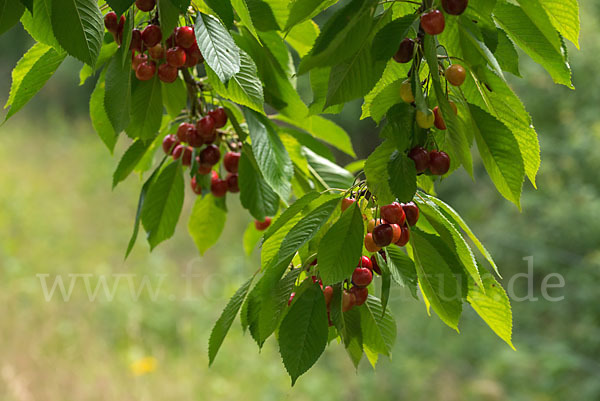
[158,63,178,83]
[429,150,451,175]
[190,176,202,195]
[421,10,445,35]
[393,38,415,63]
[351,286,368,306]
[342,290,356,312]
[442,0,468,15]
[115,15,125,44]
[408,146,430,174]
[395,225,410,247]
[445,64,466,86]
[176,122,194,143]
[130,29,142,52]
[380,202,406,225]
[372,224,394,247]
[104,12,118,33]
[358,255,372,270]
[166,47,186,67]
[172,145,192,166]
[196,115,216,141]
[255,218,272,231]
[226,173,239,193]
[223,152,240,173]
[135,61,156,81]
[211,179,228,198]
[391,223,402,243]
[364,233,381,253]
[211,170,219,182]
[183,47,202,67]
[433,106,447,130]
[352,267,373,288]
[197,163,212,175]
[131,52,147,71]
[135,0,156,12]
[142,25,162,48]
[148,44,165,60]
[370,252,386,275]
[162,134,179,155]
[402,202,420,226]
[186,127,204,148]
[208,107,228,128]
[200,144,221,166]
[175,26,196,49]
[323,286,333,306]
[341,198,356,212]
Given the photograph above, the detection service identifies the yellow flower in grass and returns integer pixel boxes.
[130,356,158,376]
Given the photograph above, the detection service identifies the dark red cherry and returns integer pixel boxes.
[166,47,187,68]
[142,25,162,48]
[350,286,369,306]
[175,26,195,49]
[429,150,451,175]
[208,107,228,128]
[226,173,239,193]
[393,38,415,63]
[200,144,221,166]
[402,202,420,226]
[408,146,430,174]
[420,10,445,35]
[442,0,468,15]
[372,224,394,247]
[223,152,240,173]
[158,63,178,83]
[162,134,179,155]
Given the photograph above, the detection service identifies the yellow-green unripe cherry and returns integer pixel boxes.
[400,80,415,103]
[416,109,435,129]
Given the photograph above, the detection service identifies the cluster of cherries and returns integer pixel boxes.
[103,0,203,83]
[409,147,451,176]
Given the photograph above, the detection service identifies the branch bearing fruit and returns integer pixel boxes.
[380,202,406,225]
[416,109,435,129]
[255,218,272,231]
[393,38,415,64]
[429,150,451,175]
[400,79,415,103]
[402,202,420,226]
[223,152,240,173]
[442,0,469,15]
[445,64,466,86]
[372,223,394,247]
[142,25,162,48]
[421,10,445,35]
[408,146,430,173]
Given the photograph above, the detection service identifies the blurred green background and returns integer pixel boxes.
[1,2,599,400]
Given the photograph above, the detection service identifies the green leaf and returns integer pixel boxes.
[188,194,227,255]
[304,148,355,190]
[158,0,181,39]
[21,0,61,49]
[169,0,190,13]
[494,1,572,87]
[205,0,234,27]
[230,0,259,40]
[372,14,417,61]
[195,12,240,83]
[387,151,417,203]
[410,229,463,330]
[360,296,397,358]
[141,162,185,249]
[206,49,264,113]
[243,108,293,200]
[105,0,135,15]
[243,221,263,255]
[284,0,337,31]
[161,78,187,118]
[494,28,520,77]
[112,140,150,188]
[126,75,163,140]
[18,0,33,13]
[239,151,280,221]
[466,103,524,208]
[51,0,103,66]
[209,275,255,365]
[341,307,363,369]
[468,272,515,349]
[104,50,132,133]
[361,62,411,123]
[286,19,319,58]
[537,0,579,49]
[385,245,418,298]
[89,69,118,153]
[317,203,364,285]
[380,103,413,150]
[0,0,25,35]
[364,142,395,205]
[79,41,118,86]
[4,42,66,121]
[263,191,320,241]
[279,282,329,386]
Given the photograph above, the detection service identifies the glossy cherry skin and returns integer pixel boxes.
[166,47,186,67]
[131,53,147,71]
[408,146,430,174]
[226,173,239,193]
[391,223,402,243]
[142,25,162,48]
[323,286,334,306]
[255,218,272,231]
[367,218,387,233]
[176,123,194,143]
[445,64,466,86]
[208,107,228,128]
[433,106,446,130]
[393,38,415,63]
[364,233,381,253]
[372,224,394,247]
[129,29,142,52]
[395,225,410,247]
[380,202,406,225]
[135,61,156,81]
[190,176,202,195]
[421,10,445,35]
[351,286,369,306]
[175,26,195,49]
[186,127,204,148]
[442,0,469,15]
[104,12,118,33]
[162,134,179,155]
[402,202,420,226]
[352,267,373,288]
[358,255,372,269]
[135,0,156,12]
[341,198,356,212]
[200,144,221,166]
[158,63,178,83]
[342,290,356,312]
[429,150,451,175]
[184,44,203,67]
[223,152,240,173]
[196,115,216,142]
[416,109,435,129]
[211,178,228,197]
[172,145,192,166]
